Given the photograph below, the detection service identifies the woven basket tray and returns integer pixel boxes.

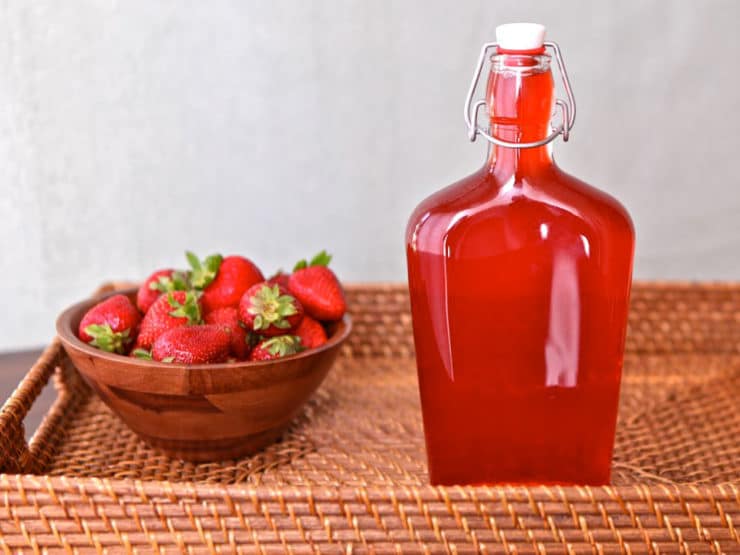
[0,282,738,553]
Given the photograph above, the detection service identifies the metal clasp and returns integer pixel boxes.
[463,41,576,149]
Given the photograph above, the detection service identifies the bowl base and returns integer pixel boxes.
[136,426,288,462]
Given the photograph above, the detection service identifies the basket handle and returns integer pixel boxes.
[0,339,64,473]
[0,282,126,474]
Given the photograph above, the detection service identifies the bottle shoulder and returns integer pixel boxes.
[406,168,489,230]
[548,167,635,240]
[406,165,634,249]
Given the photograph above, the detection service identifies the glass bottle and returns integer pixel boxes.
[405,23,635,485]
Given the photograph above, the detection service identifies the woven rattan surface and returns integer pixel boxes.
[0,282,738,553]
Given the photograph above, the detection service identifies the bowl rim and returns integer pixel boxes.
[56,287,352,371]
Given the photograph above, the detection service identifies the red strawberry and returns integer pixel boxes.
[239,283,304,337]
[266,271,291,290]
[288,251,347,321]
[78,294,141,354]
[187,252,264,313]
[204,306,251,360]
[295,315,328,349]
[136,269,189,313]
[250,335,303,361]
[152,325,231,364]
[136,291,201,350]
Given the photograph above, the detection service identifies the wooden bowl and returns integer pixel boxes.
[56,288,351,462]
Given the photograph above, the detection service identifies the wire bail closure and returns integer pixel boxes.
[463,42,577,149]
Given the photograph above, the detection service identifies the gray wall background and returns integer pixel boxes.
[1,0,738,351]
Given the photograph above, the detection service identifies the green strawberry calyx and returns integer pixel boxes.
[132,348,153,360]
[186,251,223,289]
[84,324,132,354]
[133,349,174,363]
[148,270,190,294]
[248,284,298,331]
[293,250,332,272]
[260,335,303,357]
[167,291,202,324]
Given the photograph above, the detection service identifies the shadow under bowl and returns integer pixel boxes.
[56,288,351,462]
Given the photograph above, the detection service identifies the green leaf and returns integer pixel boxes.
[149,278,164,291]
[309,250,332,267]
[247,284,298,330]
[85,323,113,337]
[293,250,332,272]
[261,335,303,357]
[151,276,172,293]
[161,356,175,363]
[277,304,297,317]
[84,323,131,354]
[186,251,223,289]
[186,251,201,271]
[205,254,223,273]
[168,291,202,324]
[150,270,191,293]
[171,270,191,290]
[132,348,153,360]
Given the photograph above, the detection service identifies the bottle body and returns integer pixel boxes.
[406,48,635,485]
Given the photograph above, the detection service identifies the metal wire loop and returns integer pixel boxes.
[463,41,576,149]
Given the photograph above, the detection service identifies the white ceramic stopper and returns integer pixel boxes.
[495,23,546,51]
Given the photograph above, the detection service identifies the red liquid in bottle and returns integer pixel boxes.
[406,51,634,485]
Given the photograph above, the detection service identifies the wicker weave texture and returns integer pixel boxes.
[0,282,738,553]
[0,476,738,553]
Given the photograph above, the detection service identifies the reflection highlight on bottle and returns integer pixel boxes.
[545,252,580,388]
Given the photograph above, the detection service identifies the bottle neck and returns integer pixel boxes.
[485,53,555,173]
